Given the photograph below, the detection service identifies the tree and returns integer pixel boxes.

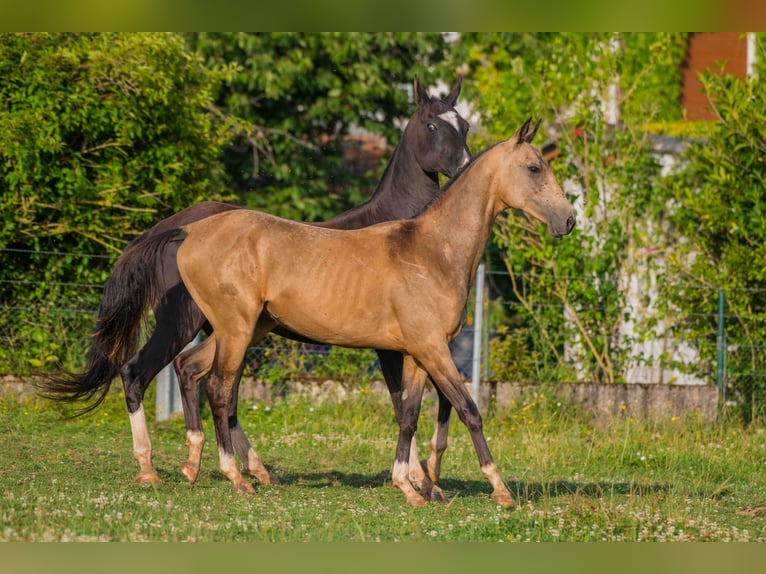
[186,32,453,221]
[0,33,234,255]
[661,53,766,421]
[0,32,458,373]
[453,33,688,384]
[0,32,235,371]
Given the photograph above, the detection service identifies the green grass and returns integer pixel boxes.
[2,386,766,541]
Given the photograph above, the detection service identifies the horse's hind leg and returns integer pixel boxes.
[387,356,429,506]
[126,404,158,484]
[121,288,206,484]
[377,350,428,490]
[173,334,274,487]
[123,354,162,484]
[201,315,277,493]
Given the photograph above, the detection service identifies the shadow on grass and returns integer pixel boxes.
[196,467,725,504]
[432,477,731,502]
[258,469,391,489]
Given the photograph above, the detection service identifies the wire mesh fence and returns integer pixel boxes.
[3,246,766,420]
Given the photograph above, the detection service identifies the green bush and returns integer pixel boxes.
[661,66,766,423]
[0,33,235,373]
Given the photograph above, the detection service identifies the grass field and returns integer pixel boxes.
[2,384,766,542]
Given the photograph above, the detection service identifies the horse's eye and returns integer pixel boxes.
[528,165,540,173]
[427,123,437,132]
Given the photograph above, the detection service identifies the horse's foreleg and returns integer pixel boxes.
[228,360,279,486]
[203,332,256,494]
[416,345,513,508]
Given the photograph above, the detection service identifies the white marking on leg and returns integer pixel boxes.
[481,462,514,507]
[182,429,205,483]
[186,430,205,459]
[129,404,150,458]
[392,459,425,506]
[130,404,160,483]
[231,423,275,484]
[392,460,410,488]
[219,451,240,481]
[219,448,254,493]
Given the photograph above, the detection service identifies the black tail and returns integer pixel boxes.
[37,228,188,415]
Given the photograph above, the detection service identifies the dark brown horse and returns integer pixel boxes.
[113,119,575,507]
[41,77,470,497]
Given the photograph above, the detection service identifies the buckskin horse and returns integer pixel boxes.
[41,77,471,500]
[93,119,575,507]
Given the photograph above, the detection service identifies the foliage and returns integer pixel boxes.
[661,55,766,422]
[186,32,454,221]
[458,33,689,384]
[0,33,237,372]
[250,336,382,389]
[0,33,233,255]
[0,32,456,374]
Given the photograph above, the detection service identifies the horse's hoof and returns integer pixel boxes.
[491,491,515,508]
[181,462,200,484]
[135,471,161,485]
[266,472,280,485]
[406,494,428,507]
[251,468,280,485]
[429,488,449,504]
[234,481,256,494]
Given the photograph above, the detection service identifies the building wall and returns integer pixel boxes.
[681,32,749,121]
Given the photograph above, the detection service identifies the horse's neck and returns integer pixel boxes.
[377,139,441,215]
[418,156,500,285]
[320,140,439,230]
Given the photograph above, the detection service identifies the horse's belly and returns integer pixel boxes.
[267,301,399,349]
[263,268,401,350]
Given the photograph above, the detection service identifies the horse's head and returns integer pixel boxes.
[408,76,471,179]
[494,118,575,238]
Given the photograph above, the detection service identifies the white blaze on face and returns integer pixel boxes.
[438,110,460,134]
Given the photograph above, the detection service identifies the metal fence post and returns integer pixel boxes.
[156,333,200,421]
[716,288,726,411]
[472,262,485,407]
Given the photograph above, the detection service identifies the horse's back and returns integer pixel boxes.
[177,208,407,347]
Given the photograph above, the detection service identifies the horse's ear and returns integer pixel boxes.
[414,75,430,106]
[515,118,541,144]
[444,76,462,107]
[526,119,542,143]
[515,117,532,144]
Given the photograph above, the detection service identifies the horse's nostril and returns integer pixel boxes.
[566,215,576,232]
